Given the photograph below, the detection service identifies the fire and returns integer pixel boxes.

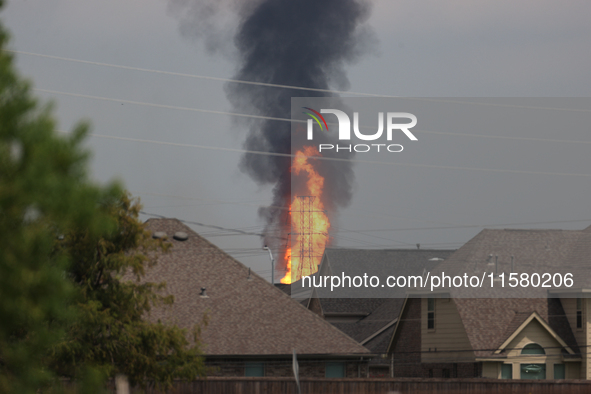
[280,146,330,284]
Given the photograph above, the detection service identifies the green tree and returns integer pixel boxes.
[0,8,118,393]
[54,193,206,389]
[0,5,204,390]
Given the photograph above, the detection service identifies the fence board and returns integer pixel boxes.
[74,377,591,394]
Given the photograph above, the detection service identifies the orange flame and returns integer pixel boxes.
[280,146,330,284]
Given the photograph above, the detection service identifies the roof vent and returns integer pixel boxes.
[173,231,188,241]
[429,257,444,261]
[416,243,420,249]
[199,287,209,298]
[152,231,167,239]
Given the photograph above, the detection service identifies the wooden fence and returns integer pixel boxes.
[108,377,591,394]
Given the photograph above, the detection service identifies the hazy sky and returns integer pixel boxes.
[3,0,591,282]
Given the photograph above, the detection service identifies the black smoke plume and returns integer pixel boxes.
[170,0,374,279]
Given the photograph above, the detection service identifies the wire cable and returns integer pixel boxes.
[79,132,591,177]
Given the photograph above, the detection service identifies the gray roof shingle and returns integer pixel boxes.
[309,248,455,353]
[135,218,369,357]
[427,227,590,357]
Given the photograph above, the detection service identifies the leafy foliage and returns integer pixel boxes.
[0,10,118,393]
[0,5,205,390]
[54,194,206,388]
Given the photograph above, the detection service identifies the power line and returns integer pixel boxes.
[14,49,591,115]
[136,190,545,234]
[39,88,591,145]
[133,191,288,211]
[335,218,591,233]
[140,210,276,239]
[13,49,392,97]
[38,88,300,124]
[135,190,589,241]
[77,132,591,177]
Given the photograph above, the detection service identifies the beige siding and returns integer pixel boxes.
[561,297,585,379]
[503,318,566,379]
[421,297,473,362]
[505,319,563,358]
[566,362,581,379]
[482,362,500,378]
[561,298,585,351]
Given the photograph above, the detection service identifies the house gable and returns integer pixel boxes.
[495,312,574,356]
[481,315,579,380]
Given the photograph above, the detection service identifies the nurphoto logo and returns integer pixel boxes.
[303,107,418,153]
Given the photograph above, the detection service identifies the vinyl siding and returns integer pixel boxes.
[561,297,585,379]
[566,362,581,379]
[503,318,564,379]
[482,362,500,378]
[421,297,473,362]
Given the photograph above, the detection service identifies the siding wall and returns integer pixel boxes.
[481,362,499,379]
[421,297,474,363]
[567,363,581,379]
[391,298,479,378]
[561,297,585,379]
[500,318,575,380]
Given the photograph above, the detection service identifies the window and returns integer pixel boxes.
[501,364,513,379]
[428,369,433,378]
[245,362,264,377]
[554,364,565,379]
[521,343,545,355]
[325,362,345,378]
[577,298,583,329]
[427,298,435,330]
[442,369,450,378]
[520,364,546,380]
[452,363,458,378]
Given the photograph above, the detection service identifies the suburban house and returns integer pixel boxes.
[297,248,455,377]
[136,218,371,378]
[388,225,591,380]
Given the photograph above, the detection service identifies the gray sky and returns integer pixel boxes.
[3,0,591,282]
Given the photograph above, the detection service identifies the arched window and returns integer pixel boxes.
[521,343,545,355]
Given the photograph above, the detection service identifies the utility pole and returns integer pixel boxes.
[263,245,275,285]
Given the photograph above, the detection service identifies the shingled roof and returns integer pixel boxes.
[420,228,589,357]
[137,218,369,357]
[453,298,579,358]
[314,248,456,300]
[306,248,455,353]
[430,228,583,298]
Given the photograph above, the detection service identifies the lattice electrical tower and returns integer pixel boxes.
[296,196,315,280]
